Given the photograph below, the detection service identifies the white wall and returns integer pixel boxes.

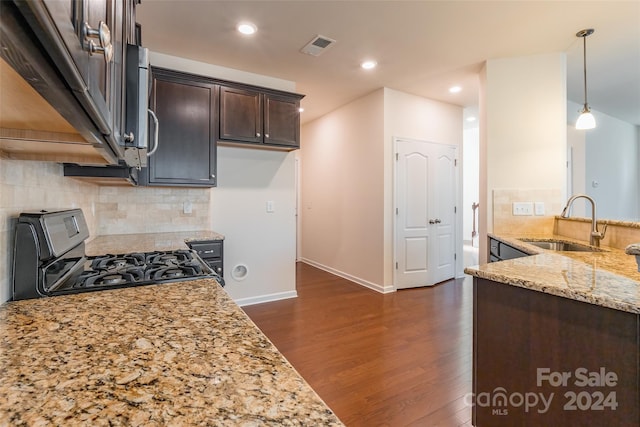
[463,126,480,244]
[140,52,300,304]
[567,100,639,221]
[150,52,295,92]
[382,88,463,281]
[480,53,567,262]
[211,147,297,305]
[567,125,586,210]
[300,89,386,291]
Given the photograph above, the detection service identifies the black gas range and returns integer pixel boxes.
[12,209,223,301]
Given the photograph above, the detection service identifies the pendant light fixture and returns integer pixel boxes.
[575,28,596,130]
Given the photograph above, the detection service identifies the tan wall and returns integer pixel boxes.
[480,53,567,262]
[300,88,463,291]
[300,89,386,290]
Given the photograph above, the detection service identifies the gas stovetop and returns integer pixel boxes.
[74,249,211,289]
[13,209,222,300]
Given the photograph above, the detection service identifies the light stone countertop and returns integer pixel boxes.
[0,279,343,426]
[465,233,640,314]
[86,231,225,255]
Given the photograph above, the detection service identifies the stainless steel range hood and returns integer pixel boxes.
[63,163,140,186]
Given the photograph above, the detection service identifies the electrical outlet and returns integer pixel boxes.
[183,201,192,214]
[512,202,534,216]
[534,202,545,216]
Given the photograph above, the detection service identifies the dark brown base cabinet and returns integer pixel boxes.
[473,278,639,426]
[187,240,223,278]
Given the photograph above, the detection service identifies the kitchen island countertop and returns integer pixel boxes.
[0,279,343,425]
[465,233,640,314]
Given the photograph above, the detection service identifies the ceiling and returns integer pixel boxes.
[137,1,640,126]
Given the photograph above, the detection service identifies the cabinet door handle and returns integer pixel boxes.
[435,219,442,224]
[429,219,435,224]
[211,174,216,179]
[83,21,113,62]
[147,109,160,157]
[256,132,261,137]
[265,134,269,138]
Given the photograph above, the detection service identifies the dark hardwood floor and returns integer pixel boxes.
[242,262,473,427]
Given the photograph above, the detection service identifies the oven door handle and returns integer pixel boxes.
[44,256,88,293]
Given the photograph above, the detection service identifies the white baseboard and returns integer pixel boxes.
[300,258,395,294]
[234,290,298,307]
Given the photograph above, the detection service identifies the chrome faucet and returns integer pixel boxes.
[560,194,607,247]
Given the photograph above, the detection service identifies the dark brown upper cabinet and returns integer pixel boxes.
[1,0,138,165]
[219,84,304,149]
[147,68,217,187]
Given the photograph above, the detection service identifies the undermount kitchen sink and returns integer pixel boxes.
[518,239,603,252]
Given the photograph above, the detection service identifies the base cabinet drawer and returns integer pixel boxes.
[188,240,224,278]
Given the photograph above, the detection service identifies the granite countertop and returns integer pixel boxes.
[465,233,640,314]
[0,279,343,426]
[86,231,225,256]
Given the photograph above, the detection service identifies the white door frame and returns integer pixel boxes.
[392,136,461,290]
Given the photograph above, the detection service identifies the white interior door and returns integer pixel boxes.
[395,139,456,289]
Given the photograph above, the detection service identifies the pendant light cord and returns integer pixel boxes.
[583,35,588,106]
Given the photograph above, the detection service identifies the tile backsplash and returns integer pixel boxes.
[96,186,211,234]
[0,157,211,302]
[492,188,563,235]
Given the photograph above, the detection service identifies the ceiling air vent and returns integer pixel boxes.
[300,35,336,57]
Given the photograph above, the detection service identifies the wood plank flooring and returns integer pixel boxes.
[242,262,473,427]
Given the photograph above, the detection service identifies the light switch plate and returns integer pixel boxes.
[266,200,275,213]
[512,202,534,216]
[534,202,545,216]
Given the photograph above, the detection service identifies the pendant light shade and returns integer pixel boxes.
[576,28,596,130]
[576,107,596,130]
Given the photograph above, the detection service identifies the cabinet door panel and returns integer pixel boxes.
[40,0,113,133]
[219,86,262,143]
[264,94,300,147]
[85,0,110,118]
[149,74,216,186]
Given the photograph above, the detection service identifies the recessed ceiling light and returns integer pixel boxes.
[298,107,305,113]
[466,116,477,122]
[361,60,377,70]
[449,86,462,93]
[237,22,257,35]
